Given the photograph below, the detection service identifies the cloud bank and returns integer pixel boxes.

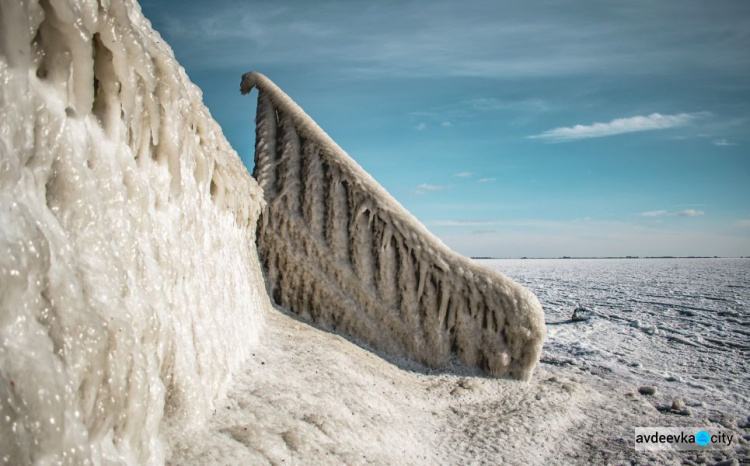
[714,139,736,146]
[641,209,705,218]
[529,112,707,142]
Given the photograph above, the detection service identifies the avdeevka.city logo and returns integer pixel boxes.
[695,430,710,446]
[634,427,734,451]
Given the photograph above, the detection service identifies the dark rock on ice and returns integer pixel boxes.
[656,398,692,416]
[571,307,594,322]
[656,403,692,416]
[638,386,658,395]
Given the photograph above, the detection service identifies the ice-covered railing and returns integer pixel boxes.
[0,1,270,464]
[241,72,546,380]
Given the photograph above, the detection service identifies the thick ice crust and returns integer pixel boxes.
[242,71,546,381]
[0,2,270,464]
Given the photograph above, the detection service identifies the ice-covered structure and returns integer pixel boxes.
[0,0,270,463]
[0,0,547,461]
[241,72,546,381]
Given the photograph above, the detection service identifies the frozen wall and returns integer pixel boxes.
[241,72,546,381]
[0,1,270,464]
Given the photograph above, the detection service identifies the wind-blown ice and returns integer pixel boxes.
[0,1,270,464]
[241,72,546,380]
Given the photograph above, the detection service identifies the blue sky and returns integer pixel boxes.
[141,0,749,257]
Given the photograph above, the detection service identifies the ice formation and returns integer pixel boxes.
[241,72,546,380]
[0,0,548,461]
[0,0,270,464]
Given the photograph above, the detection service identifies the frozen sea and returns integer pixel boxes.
[479,258,750,424]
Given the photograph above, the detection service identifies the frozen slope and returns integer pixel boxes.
[241,72,546,380]
[0,0,270,464]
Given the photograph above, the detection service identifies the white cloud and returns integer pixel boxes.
[415,183,450,195]
[714,138,736,146]
[441,121,452,127]
[452,172,473,178]
[641,210,668,217]
[478,177,496,183]
[675,209,705,217]
[528,112,707,142]
[641,209,705,218]
[416,122,427,131]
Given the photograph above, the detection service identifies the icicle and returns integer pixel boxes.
[276,112,302,214]
[301,140,325,236]
[253,90,278,195]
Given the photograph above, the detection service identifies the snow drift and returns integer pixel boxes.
[0,0,270,464]
[241,72,546,380]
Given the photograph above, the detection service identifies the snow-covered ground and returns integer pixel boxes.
[168,305,589,465]
[169,258,748,465]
